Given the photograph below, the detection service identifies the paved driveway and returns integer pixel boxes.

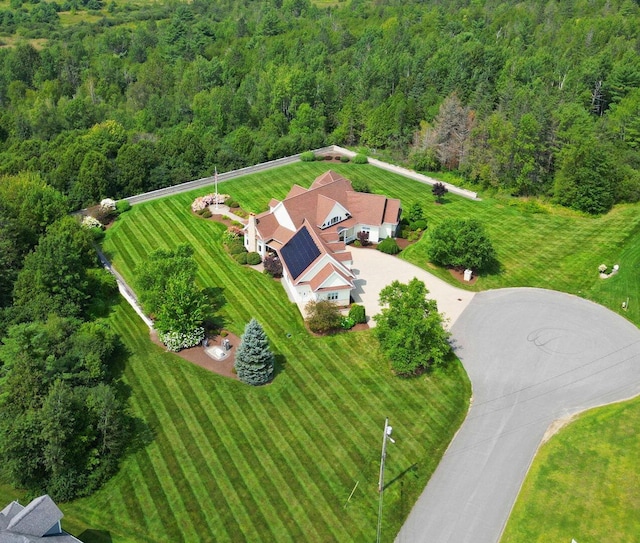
[397,288,640,543]
[349,247,475,328]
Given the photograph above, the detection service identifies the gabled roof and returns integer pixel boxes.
[0,495,81,543]
[7,496,62,537]
[309,263,355,292]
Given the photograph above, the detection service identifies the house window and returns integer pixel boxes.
[327,292,339,301]
[330,215,340,225]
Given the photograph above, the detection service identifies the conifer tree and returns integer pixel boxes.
[234,319,274,386]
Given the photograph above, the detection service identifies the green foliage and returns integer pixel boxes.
[234,318,274,386]
[351,179,371,193]
[0,316,131,500]
[300,151,316,162]
[201,208,212,218]
[13,216,97,321]
[377,237,401,254]
[340,316,355,329]
[407,202,424,224]
[136,244,208,345]
[410,219,428,231]
[305,299,342,334]
[373,278,451,376]
[348,304,366,324]
[353,153,368,164]
[246,252,262,265]
[427,218,497,272]
[233,252,248,264]
[115,200,131,215]
[340,155,350,163]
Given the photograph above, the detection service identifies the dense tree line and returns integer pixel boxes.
[0,0,638,213]
[0,173,135,500]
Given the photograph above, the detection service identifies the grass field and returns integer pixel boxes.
[501,398,640,542]
[2,161,637,541]
[0,166,473,542]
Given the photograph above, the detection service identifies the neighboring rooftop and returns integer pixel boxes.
[0,496,82,543]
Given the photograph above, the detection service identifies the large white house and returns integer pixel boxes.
[244,171,401,306]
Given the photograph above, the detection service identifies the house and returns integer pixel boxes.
[0,495,83,543]
[244,171,401,306]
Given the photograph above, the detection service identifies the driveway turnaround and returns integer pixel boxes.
[349,247,475,328]
[397,288,640,543]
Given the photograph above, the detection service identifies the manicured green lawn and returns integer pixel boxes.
[2,161,636,541]
[501,398,640,543]
[0,169,469,542]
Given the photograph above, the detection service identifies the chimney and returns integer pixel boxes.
[246,213,257,253]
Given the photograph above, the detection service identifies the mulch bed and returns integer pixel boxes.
[150,329,240,380]
[448,267,478,285]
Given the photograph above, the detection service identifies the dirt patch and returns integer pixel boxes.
[448,267,478,285]
[150,329,240,380]
[541,413,578,444]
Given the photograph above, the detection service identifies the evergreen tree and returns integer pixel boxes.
[234,319,274,386]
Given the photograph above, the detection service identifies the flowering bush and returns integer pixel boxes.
[598,264,607,273]
[82,215,103,229]
[100,198,116,211]
[159,327,205,352]
[191,193,230,212]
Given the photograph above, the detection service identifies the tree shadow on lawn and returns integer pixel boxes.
[272,353,288,380]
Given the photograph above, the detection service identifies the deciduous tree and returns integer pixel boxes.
[373,278,450,376]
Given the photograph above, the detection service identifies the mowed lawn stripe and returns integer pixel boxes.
[124,358,205,541]
[167,366,255,542]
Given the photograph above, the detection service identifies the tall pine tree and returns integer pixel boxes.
[234,319,274,386]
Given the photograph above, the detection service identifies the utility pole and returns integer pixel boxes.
[376,418,395,543]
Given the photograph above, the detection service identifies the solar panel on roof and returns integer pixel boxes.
[281,227,321,280]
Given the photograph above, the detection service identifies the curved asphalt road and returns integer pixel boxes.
[397,288,640,543]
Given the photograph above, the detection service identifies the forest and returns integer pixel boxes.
[0,0,638,214]
[0,0,640,504]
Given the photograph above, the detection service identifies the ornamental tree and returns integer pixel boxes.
[234,319,274,386]
[373,278,451,376]
[432,182,448,203]
[427,218,497,273]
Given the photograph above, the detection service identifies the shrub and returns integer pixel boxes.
[305,300,342,334]
[229,243,246,255]
[340,155,350,163]
[115,200,131,214]
[300,151,315,162]
[233,252,248,264]
[201,209,212,218]
[224,197,240,208]
[410,219,428,231]
[263,254,283,277]
[407,229,423,242]
[348,304,366,324]
[353,240,362,247]
[353,153,368,164]
[340,317,356,330]
[159,327,205,352]
[357,230,370,246]
[378,238,401,254]
[246,252,262,265]
[82,215,103,230]
[222,229,241,245]
[352,180,371,193]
